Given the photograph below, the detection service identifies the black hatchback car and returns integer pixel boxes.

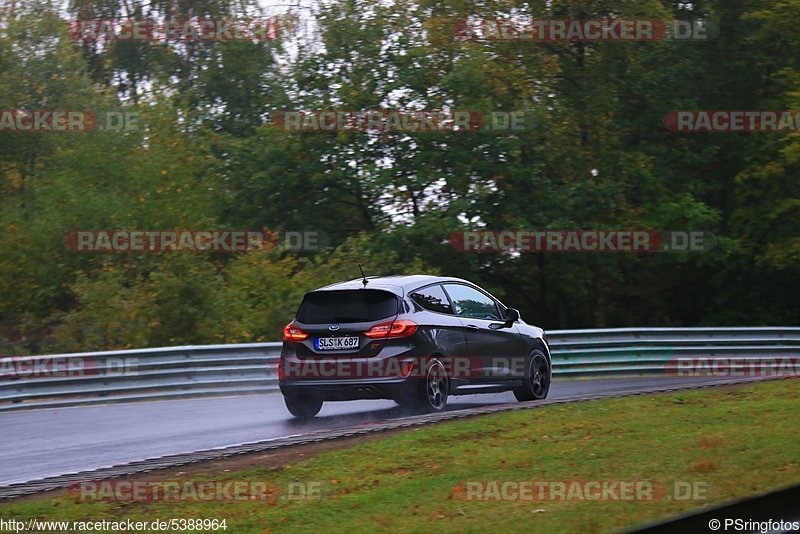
[279,275,551,417]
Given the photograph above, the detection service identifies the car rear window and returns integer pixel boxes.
[296,290,400,324]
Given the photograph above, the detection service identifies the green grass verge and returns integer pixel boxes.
[2,380,799,533]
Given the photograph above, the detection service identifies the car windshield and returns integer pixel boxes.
[296,290,399,324]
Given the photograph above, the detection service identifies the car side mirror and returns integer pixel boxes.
[503,308,520,327]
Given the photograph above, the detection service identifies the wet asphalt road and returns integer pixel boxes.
[0,376,744,486]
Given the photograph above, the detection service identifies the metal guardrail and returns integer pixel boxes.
[2,327,799,411]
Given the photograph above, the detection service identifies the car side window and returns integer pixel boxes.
[442,284,501,320]
[410,284,454,314]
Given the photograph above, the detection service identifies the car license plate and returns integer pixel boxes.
[315,336,359,351]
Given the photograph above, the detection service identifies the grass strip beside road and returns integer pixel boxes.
[1,379,799,533]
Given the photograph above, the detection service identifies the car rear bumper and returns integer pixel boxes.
[279,337,436,402]
[280,377,416,401]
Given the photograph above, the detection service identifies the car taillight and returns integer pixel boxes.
[364,319,418,339]
[283,323,308,341]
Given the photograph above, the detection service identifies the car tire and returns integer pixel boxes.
[398,358,448,413]
[284,394,323,418]
[513,350,551,402]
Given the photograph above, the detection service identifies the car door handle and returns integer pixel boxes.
[466,324,479,329]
